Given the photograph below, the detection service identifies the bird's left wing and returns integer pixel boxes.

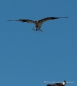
[38,17,68,24]
[8,19,36,24]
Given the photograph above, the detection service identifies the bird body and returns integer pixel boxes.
[47,80,66,86]
[8,16,68,32]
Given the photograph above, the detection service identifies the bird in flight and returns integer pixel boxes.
[8,17,68,32]
[46,80,66,86]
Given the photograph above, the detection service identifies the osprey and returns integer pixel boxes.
[8,17,68,32]
[47,80,66,86]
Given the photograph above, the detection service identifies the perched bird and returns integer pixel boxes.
[8,17,68,32]
[47,80,66,86]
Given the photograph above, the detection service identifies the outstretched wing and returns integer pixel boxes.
[47,83,59,86]
[38,17,68,24]
[47,84,55,86]
[8,19,36,24]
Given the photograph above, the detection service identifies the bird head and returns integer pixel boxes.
[62,80,66,85]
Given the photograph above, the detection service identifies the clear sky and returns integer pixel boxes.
[0,0,77,86]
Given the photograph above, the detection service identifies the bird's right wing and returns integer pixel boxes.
[8,19,36,24]
[38,17,68,24]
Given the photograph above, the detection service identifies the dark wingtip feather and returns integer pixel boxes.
[8,19,26,21]
[58,16,68,18]
[63,16,68,18]
[8,20,13,21]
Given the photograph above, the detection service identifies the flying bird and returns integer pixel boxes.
[47,80,66,86]
[8,17,68,32]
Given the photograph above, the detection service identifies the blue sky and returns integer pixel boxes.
[0,0,77,86]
